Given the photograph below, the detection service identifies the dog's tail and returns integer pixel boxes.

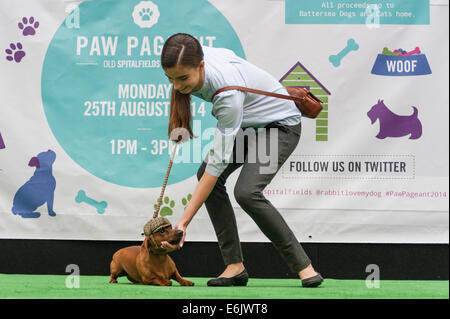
[12,205,20,215]
[411,106,418,117]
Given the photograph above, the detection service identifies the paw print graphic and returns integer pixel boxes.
[139,8,153,21]
[181,194,192,210]
[154,196,175,217]
[132,1,160,28]
[5,43,25,63]
[18,16,39,36]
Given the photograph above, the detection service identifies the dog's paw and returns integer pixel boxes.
[181,280,194,286]
[20,211,41,218]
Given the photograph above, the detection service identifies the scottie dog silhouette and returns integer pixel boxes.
[12,150,57,218]
[0,132,5,149]
[367,100,422,139]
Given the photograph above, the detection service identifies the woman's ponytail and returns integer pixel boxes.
[161,33,203,142]
[168,89,193,142]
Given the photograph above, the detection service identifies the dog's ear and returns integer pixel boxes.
[28,157,40,169]
[141,236,149,249]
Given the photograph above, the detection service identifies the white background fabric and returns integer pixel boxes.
[0,0,448,243]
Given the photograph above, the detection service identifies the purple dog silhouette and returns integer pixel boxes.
[367,100,422,139]
[0,132,5,149]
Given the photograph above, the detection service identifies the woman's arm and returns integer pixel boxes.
[161,171,218,249]
[179,171,218,229]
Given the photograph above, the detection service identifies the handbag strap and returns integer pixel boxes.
[211,86,302,103]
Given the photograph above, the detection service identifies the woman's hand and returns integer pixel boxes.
[160,222,187,251]
[160,171,218,252]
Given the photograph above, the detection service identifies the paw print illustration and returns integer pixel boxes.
[154,196,175,217]
[139,8,153,21]
[181,194,192,210]
[132,1,160,28]
[5,43,25,63]
[18,16,39,36]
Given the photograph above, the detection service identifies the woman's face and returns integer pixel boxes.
[164,60,204,94]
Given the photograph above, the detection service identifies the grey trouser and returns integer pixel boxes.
[196,121,311,273]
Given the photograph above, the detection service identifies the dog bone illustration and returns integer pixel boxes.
[400,46,421,56]
[75,190,107,214]
[329,38,359,67]
[383,47,400,56]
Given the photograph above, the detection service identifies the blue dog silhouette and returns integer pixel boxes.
[12,150,57,218]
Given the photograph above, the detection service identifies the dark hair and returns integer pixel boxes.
[162,33,203,141]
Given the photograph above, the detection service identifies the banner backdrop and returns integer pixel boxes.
[0,0,448,243]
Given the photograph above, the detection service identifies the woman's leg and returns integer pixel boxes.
[197,159,244,269]
[234,122,314,275]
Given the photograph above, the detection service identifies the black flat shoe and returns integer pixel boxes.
[207,269,249,287]
[302,273,324,287]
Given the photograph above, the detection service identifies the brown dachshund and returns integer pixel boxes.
[109,223,194,286]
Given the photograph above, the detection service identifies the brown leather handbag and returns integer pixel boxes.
[211,86,323,119]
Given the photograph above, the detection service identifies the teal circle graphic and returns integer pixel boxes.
[42,0,245,188]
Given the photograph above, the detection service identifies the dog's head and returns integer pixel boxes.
[28,149,56,170]
[142,217,183,254]
[367,99,385,124]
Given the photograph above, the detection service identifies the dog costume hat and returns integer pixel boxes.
[143,217,172,248]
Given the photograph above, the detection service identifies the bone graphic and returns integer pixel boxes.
[383,47,400,56]
[329,38,359,67]
[75,190,107,214]
[0,132,5,149]
[400,46,421,56]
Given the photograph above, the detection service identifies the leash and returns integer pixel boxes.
[153,141,180,219]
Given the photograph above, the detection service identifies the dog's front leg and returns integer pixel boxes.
[171,269,194,286]
[46,192,56,216]
[143,277,172,286]
[161,279,173,286]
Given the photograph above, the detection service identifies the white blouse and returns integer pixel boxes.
[191,46,301,177]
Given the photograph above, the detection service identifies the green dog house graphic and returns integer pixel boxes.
[280,62,331,141]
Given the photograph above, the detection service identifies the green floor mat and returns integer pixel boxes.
[0,274,448,299]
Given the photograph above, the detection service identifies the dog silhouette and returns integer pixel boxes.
[0,132,5,149]
[367,99,422,139]
[12,150,57,218]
